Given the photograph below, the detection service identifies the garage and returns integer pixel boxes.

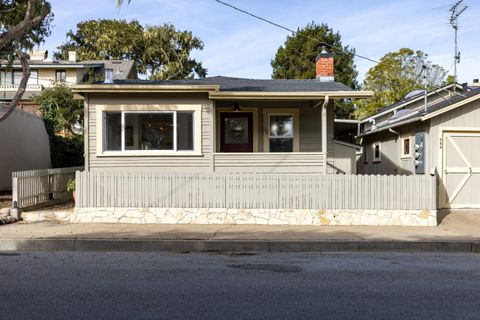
[442,131,480,208]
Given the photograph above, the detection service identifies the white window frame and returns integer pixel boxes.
[372,142,381,163]
[401,136,412,159]
[96,104,202,157]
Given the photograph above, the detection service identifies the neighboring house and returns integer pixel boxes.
[0,106,50,190]
[73,50,371,176]
[0,50,137,113]
[357,82,480,208]
[0,50,137,188]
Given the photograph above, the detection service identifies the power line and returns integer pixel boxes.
[214,0,379,64]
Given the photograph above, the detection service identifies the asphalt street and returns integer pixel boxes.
[1,251,480,319]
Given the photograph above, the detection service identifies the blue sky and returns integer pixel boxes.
[43,0,479,83]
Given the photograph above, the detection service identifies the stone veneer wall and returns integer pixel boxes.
[23,207,438,226]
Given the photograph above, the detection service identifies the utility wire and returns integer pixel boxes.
[215,0,380,64]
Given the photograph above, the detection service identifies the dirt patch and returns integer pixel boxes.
[22,201,75,212]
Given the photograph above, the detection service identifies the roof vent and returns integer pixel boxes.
[104,68,114,84]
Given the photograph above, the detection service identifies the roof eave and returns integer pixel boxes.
[208,91,373,100]
[71,84,221,94]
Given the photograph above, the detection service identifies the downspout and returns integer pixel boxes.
[322,96,329,174]
[84,93,90,172]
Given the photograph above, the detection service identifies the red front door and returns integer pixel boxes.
[220,112,253,152]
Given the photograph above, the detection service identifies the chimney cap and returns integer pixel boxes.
[316,46,333,61]
[473,78,479,84]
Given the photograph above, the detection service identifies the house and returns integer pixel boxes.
[357,82,480,209]
[0,50,137,188]
[58,50,434,227]
[73,49,370,175]
[0,50,137,114]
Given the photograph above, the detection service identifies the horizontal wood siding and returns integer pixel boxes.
[213,153,325,173]
[88,93,213,171]
[12,167,82,209]
[76,171,437,210]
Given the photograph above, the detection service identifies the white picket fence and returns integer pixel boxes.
[12,167,83,209]
[76,171,437,210]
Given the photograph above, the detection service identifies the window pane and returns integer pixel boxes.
[125,113,173,150]
[270,138,293,152]
[270,115,293,137]
[224,116,249,144]
[28,70,38,85]
[403,138,410,155]
[56,70,66,83]
[2,71,12,85]
[13,71,22,85]
[177,112,194,151]
[105,112,122,151]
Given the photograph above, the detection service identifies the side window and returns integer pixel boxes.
[401,137,411,158]
[363,144,368,164]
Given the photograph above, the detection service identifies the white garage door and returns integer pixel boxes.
[442,131,480,208]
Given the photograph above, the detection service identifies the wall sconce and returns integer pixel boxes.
[232,103,241,112]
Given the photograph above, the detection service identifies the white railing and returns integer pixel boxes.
[12,167,83,209]
[0,84,42,90]
[76,171,437,210]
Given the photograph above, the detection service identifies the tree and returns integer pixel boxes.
[54,19,207,80]
[34,83,84,167]
[354,48,447,119]
[271,22,359,118]
[0,0,53,121]
[34,83,83,135]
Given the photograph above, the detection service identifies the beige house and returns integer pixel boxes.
[357,83,480,209]
[0,50,136,111]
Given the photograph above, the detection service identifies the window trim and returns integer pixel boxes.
[96,104,202,157]
[372,142,381,163]
[400,136,412,159]
[55,69,67,83]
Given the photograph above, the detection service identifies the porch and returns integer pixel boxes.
[212,99,331,173]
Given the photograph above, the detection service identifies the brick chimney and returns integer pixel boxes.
[315,46,334,82]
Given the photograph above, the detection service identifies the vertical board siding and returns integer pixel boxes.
[76,172,437,210]
[12,167,83,209]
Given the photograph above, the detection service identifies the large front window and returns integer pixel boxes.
[104,111,194,152]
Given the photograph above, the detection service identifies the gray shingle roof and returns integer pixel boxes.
[112,76,353,92]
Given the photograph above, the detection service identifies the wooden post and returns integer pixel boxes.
[321,97,328,174]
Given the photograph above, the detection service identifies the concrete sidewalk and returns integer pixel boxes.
[0,210,479,253]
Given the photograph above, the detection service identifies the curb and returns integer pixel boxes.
[0,239,479,253]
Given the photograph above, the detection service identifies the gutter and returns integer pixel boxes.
[208,91,373,100]
[356,117,422,138]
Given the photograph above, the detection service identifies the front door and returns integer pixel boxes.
[220,112,253,152]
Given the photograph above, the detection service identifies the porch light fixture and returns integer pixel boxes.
[232,103,241,112]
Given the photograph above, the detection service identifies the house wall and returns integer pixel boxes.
[429,98,480,173]
[358,98,480,176]
[215,100,334,153]
[0,107,51,190]
[86,92,214,171]
[358,121,430,175]
[86,95,335,173]
[332,142,357,174]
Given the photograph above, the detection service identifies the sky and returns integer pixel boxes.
[42,0,479,84]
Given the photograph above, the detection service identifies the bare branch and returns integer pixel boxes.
[0,49,31,121]
[0,0,51,50]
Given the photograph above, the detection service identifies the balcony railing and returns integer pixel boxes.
[0,83,42,90]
